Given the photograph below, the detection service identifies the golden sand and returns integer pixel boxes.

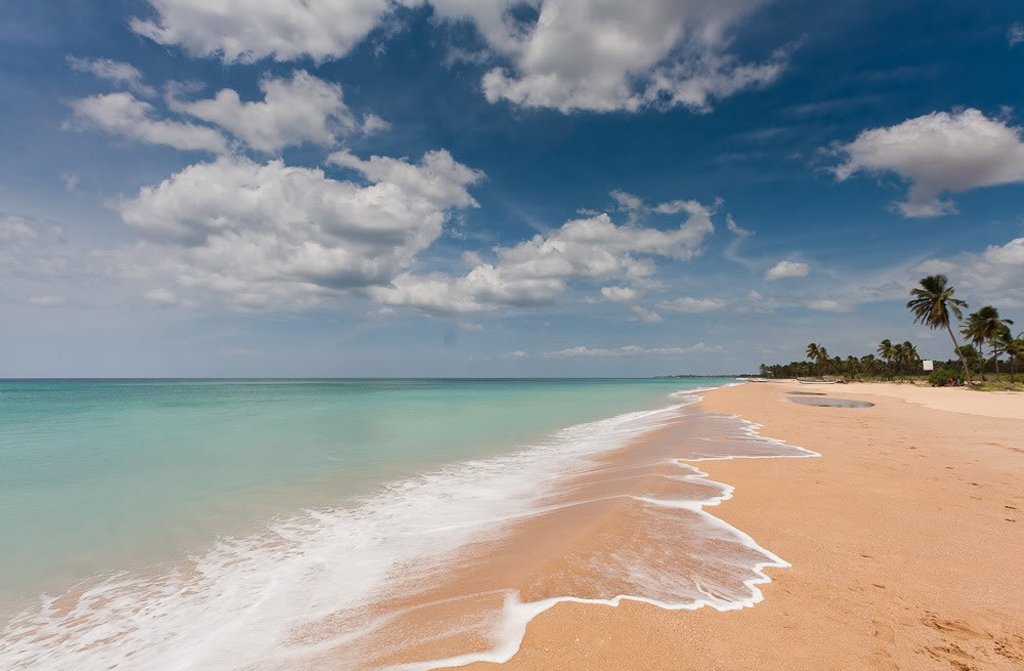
[455,382,1024,671]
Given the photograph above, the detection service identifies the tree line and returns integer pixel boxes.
[759,275,1023,385]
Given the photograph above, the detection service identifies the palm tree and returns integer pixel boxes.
[907,275,971,384]
[806,343,821,377]
[900,341,920,375]
[993,328,1024,381]
[877,339,894,373]
[962,306,1014,378]
[860,353,878,376]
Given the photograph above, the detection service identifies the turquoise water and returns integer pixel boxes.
[0,378,729,607]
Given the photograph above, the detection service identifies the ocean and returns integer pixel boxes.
[0,377,812,670]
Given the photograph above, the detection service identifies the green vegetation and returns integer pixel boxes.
[759,274,1023,389]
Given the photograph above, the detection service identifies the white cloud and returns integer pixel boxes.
[0,216,70,277]
[601,286,638,302]
[782,237,1024,314]
[67,56,157,97]
[62,173,80,192]
[171,70,368,153]
[67,93,227,152]
[833,109,1024,217]
[458,0,787,113]
[725,214,753,237]
[954,237,1024,307]
[131,0,391,63]
[610,190,645,211]
[545,342,723,358]
[1010,23,1024,47]
[630,306,663,323]
[328,149,483,209]
[361,113,391,135]
[371,202,716,315]
[913,259,957,275]
[804,298,851,312]
[659,296,726,313]
[132,0,787,114]
[765,260,809,281]
[114,150,484,311]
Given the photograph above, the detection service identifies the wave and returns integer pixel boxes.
[0,389,815,671]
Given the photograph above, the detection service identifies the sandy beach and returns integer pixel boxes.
[454,381,1024,671]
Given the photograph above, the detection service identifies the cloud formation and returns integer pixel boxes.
[66,92,228,152]
[371,201,716,315]
[67,56,157,97]
[659,296,727,313]
[463,0,787,112]
[833,108,1024,217]
[132,0,788,113]
[171,70,369,153]
[765,260,809,280]
[115,150,484,310]
[545,342,723,358]
[131,0,391,63]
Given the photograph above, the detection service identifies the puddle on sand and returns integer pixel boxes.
[788,396,873,408]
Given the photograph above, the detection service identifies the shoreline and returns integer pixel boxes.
[455,381,1024,670]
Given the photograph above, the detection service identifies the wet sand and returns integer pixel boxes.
[455,381,1024,671]
[307,402,814,670]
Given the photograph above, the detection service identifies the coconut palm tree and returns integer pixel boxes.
[877,339,894,373]
[993,328,1024,381]
[805,343,821,376]
[962,306,1014,378]
[907,275,971,384]
[900,341,920,375]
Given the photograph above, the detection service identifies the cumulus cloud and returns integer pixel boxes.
[67,56,157,97]
[765,260,809,281]
[113,150,484,311]
[131,0,391,63]
[601,286,639,302]
[66,92,227,152]
[659,296,726,313]
[950,237,1024,308]
[545,342,723,358]
[787,237,1024,313]
[171,70,371,153]
[832,109,1024,217]
[434,0,787,113]
[132,0,787,113]
[371,202,716,315]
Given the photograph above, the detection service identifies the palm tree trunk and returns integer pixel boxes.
[992,344,1000,376]
[947,324,971,385]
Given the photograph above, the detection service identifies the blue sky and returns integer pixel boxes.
[1,0,1022,377]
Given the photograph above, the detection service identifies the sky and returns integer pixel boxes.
[1,0,1022,377]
